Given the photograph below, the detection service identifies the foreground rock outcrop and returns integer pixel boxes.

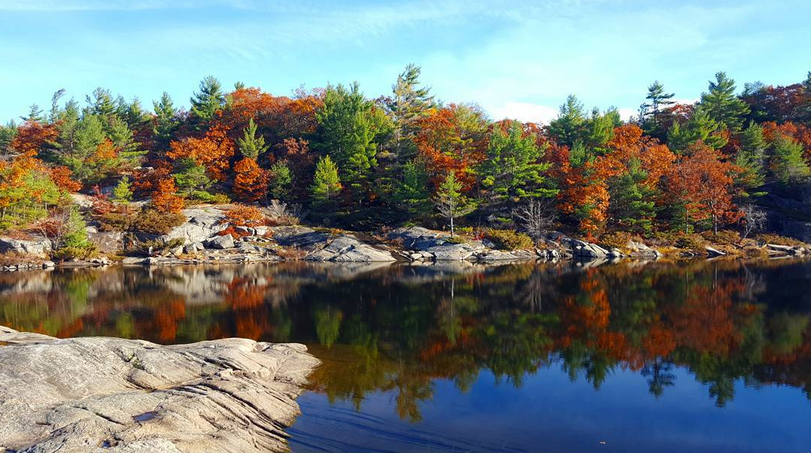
[0,326,320,453]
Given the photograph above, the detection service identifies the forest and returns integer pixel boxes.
[1,65,810,257]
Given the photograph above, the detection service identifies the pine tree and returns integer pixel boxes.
[479,121,555,210]
[0,121,18,154]
[85,87,117,121]
[393,159,432,219]
[388,63,434,162]
[667,108,728,153]
[237,118,268,159]
[699,72,750,131]
[434,172,475,236]
[313,83,391,197]
[310,155,342,207]
[548,95,587,148]
[190,76,225,123]
[49,89,66,124]
[21,104,44,123]
[268,160,293,200]
[112,176,133,203]
[153,92,178,147]
[609,158,656,234]
[735,123,767,189]
[640,81,675,137]
[771,133,811,184]
[173,158,212,197]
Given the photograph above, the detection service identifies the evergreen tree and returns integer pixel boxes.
[21,104,44,123]
[735,123,767,189]
[112,176,133,203]
[699,72,750,131]
[109,117,141,160]
[122,97,150,130]
[0,121,17,154]
[54,100,81,158]
[393,159,432,219]
[190,76,225,123]
[609,158,656,234]
[387,63,434,162]
[153,92,178,148]
[49,89,66,124]
[237,118,268,159]
[548,95,587,148]
[434,172,475,236]
[667,108,728,153]
[311,155,342,207]
[85,87,117,121]
[268,160,293,200]
[479,121,555,209]
[640,81,675,137]
[586,107,621,151]
[314,83,391,197]
[771,133,811,184]
[173,158,212,197]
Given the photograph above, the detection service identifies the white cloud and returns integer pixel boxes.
[488,102,559,124]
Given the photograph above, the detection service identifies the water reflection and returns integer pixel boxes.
[2,259,811,450]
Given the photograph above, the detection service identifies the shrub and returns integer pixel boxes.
[484,229,533,250]
[701,230,740,245]
[445,235,467,244]
[599,231,640,250]
[97,208,185,235]
[673,233,707,251]
[223,205,267,227]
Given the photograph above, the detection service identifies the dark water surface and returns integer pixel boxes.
[2,259,811,452]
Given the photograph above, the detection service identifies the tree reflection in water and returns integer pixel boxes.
[2,259,811,420]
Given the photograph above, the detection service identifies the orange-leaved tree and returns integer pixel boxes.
[667,142,741,234]
[167,125,234,182]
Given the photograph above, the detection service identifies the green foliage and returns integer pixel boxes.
[268,160,293,200]
[609,159,657,234]
[311,155,342,207]
[387,63,434,161]
[735,123,767,189]
[434,172,475,235]
[699,72,750,131]
[112,176,133,203]
[153,92,178,147]
[479,121,555,207]
[173,158,212,196]
[394,159,432,218]
[640,80,675,137]
[484,229,533,250]
[771,133,811,184]
[237,118,269,159]
[0,121,17,154]
[0,167,62,231]
[667,108,728,153]
[190,76,225,123]
[548,95,587,148]
[314,83,392,195]
[50,207,96,261]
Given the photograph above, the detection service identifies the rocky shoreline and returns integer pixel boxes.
[0,206,808,271]
[0,326,320,453]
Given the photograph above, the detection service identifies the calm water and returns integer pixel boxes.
[2,259,811,452]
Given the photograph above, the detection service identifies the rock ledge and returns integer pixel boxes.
[0,326,320,453]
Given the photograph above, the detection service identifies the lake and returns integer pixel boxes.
[1,259,810,453]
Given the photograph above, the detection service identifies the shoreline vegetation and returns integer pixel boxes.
[0,66,810,266]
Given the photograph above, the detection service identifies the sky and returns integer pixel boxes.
[0,0,809,124]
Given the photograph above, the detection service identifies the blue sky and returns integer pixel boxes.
[1,0,809,124]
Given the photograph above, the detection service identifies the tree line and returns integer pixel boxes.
[1,65,810,241]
